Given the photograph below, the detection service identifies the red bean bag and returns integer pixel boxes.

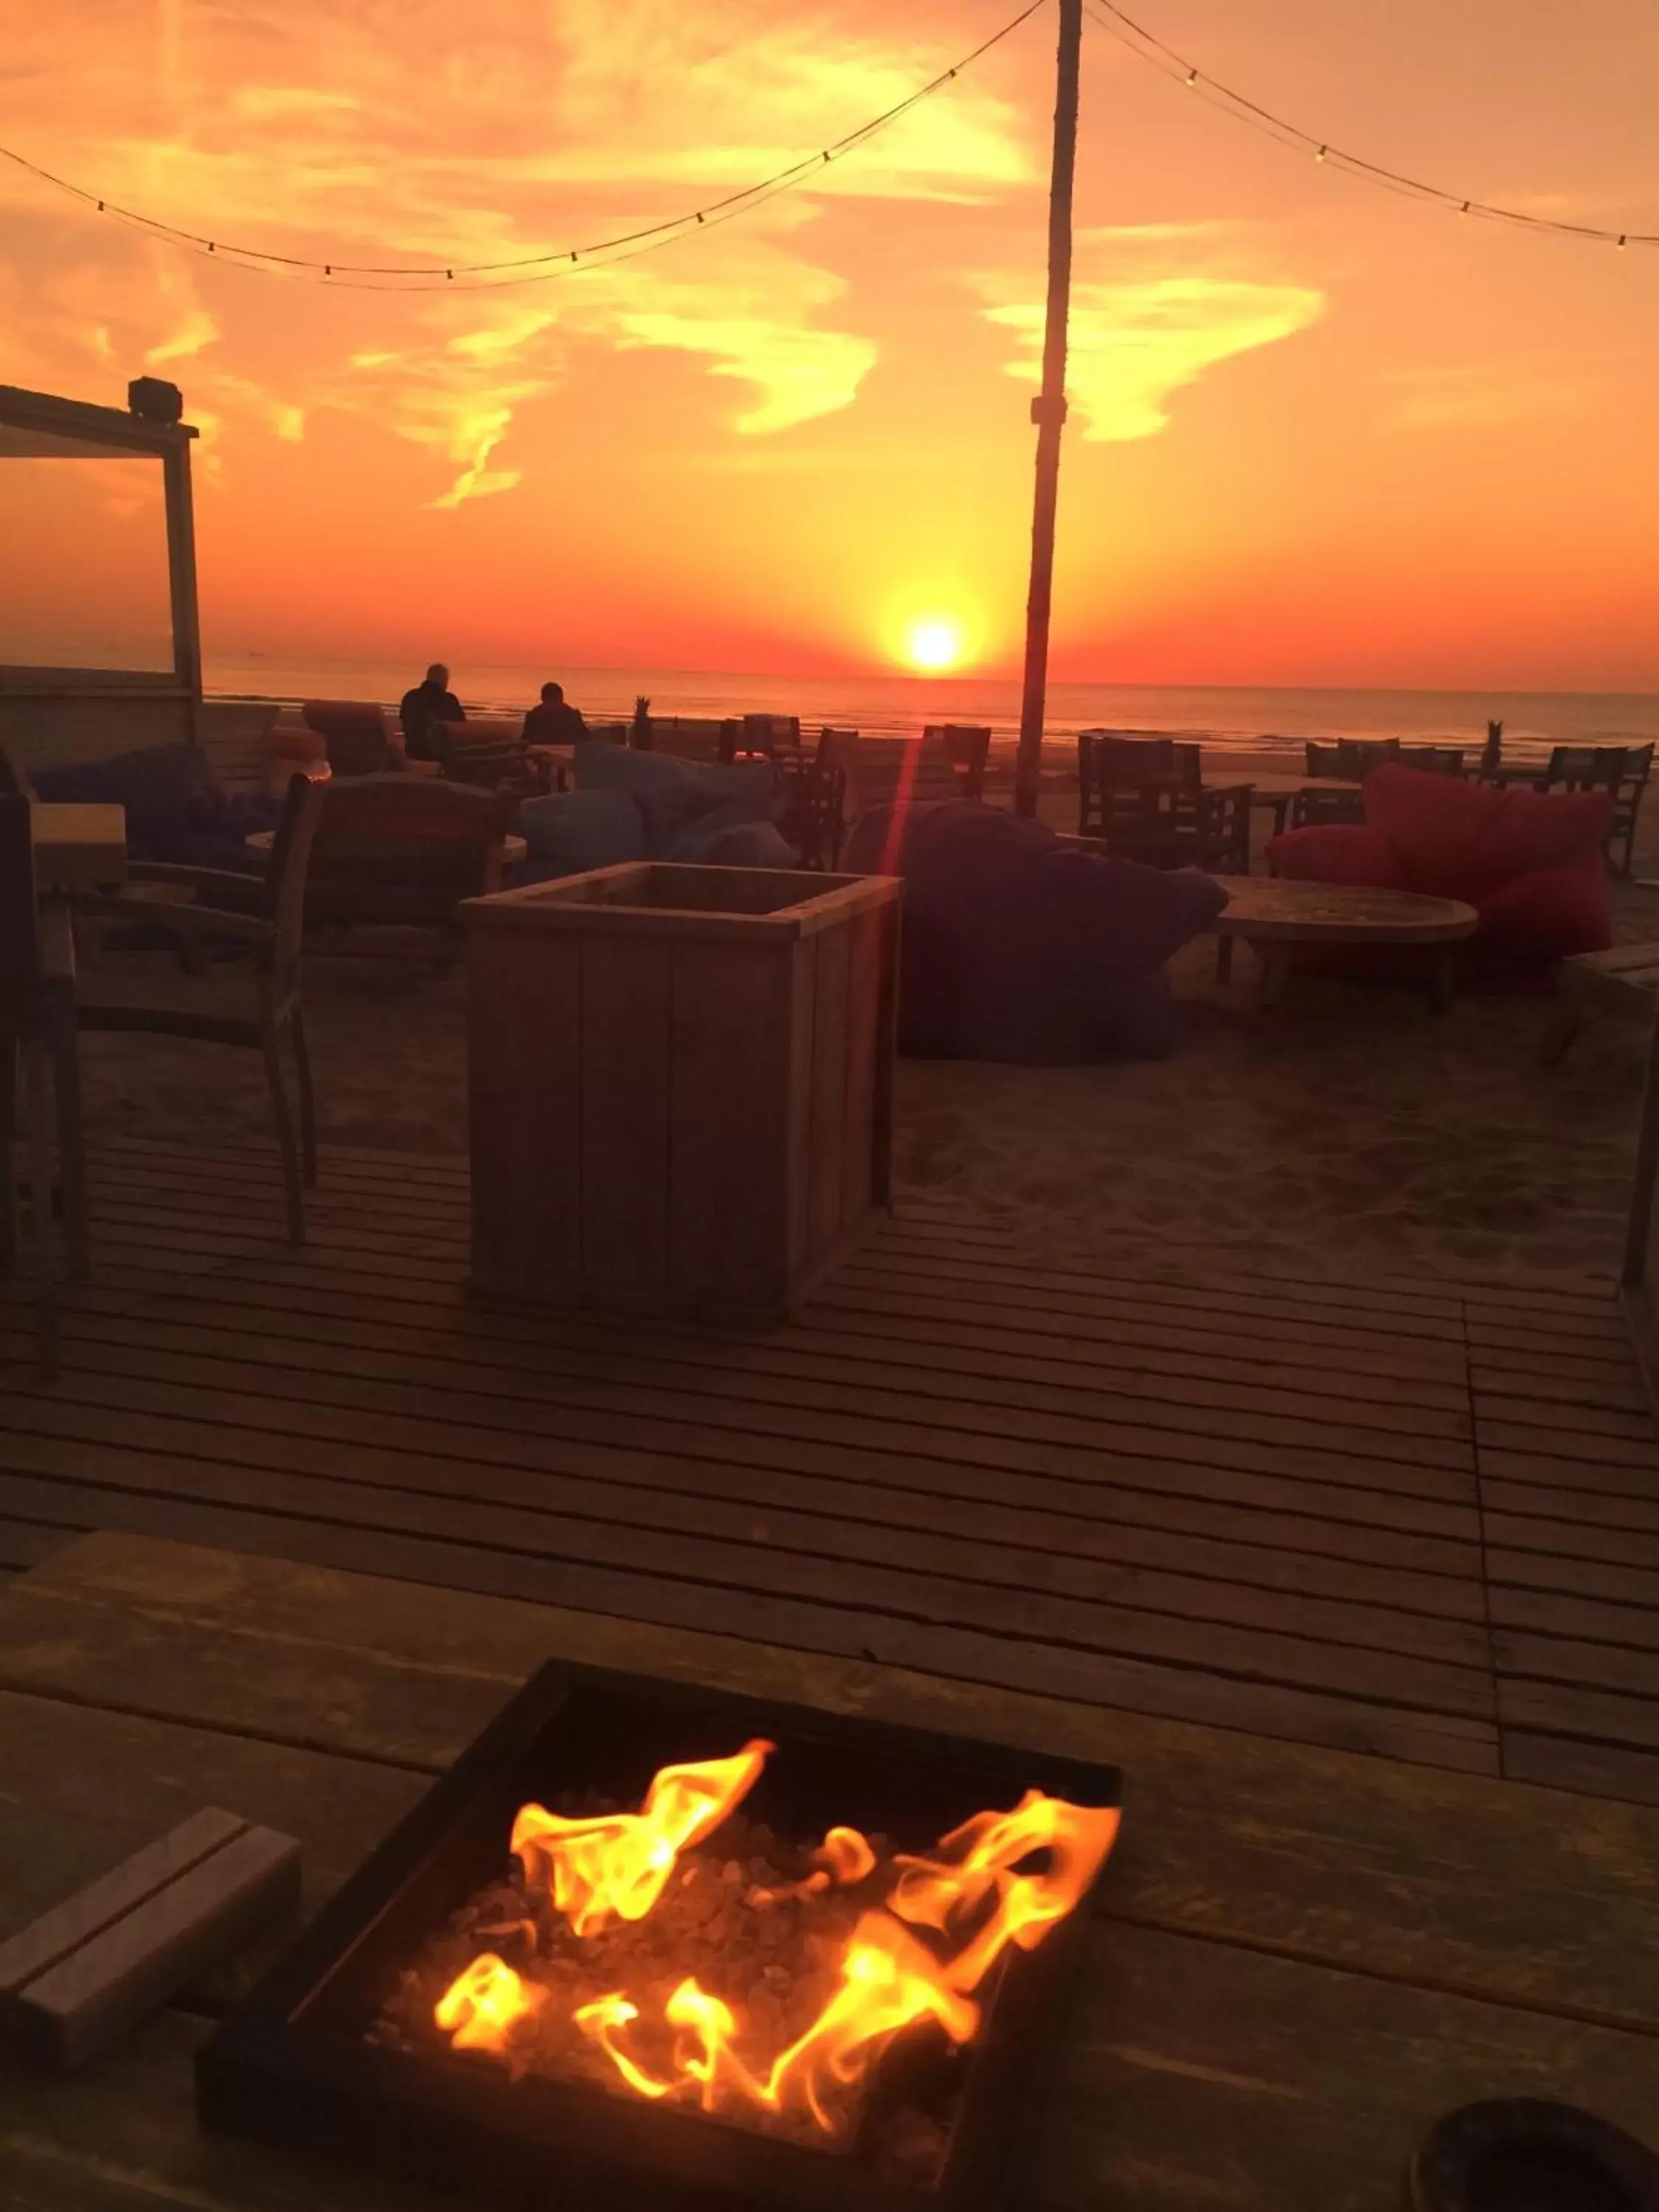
[1267,765,1612,965]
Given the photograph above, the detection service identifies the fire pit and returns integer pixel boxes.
[198,1664,1121,2212]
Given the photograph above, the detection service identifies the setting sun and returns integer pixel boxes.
[905,619,966,673]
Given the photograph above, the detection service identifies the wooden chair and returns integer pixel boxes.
[1545,744,1652,875]
[304,774,521,943]
[433,720,548,797]
[784,751,848,870]
[1401,745,1466,776]
[1291,785,1366,830]
[848,732,981,819]
[71,775,326,1244]
[923,725,991,802]
[1307,737,1401,782]
[1,795,86,1373]
[720,714,801,763]
[301,699,397,778]
[1297,738,1369,828]
[1077,732,1176,847]
[1169,781,1253,873]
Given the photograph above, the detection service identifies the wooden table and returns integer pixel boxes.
[29,801,128,889]
[1211,876,1479,1010]
[1,1531,1657,2209]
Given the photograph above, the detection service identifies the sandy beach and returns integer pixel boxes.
[70,769,1659,1292]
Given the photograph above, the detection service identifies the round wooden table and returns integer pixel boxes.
[1209,876,1479,1012]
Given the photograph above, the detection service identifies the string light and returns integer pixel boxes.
[1084,0,1658,250]
[0,0,1043,293]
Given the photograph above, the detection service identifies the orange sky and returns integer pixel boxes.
[1,0,1656,689]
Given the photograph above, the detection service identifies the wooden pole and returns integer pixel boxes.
[1014,0,1083,818]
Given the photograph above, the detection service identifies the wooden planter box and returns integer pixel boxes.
[462,863,901,1324]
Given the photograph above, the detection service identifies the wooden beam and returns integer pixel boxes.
[1014,0,1083,818]
[161,439,202,722]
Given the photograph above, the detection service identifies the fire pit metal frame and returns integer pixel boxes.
[197,1661,1121,2212]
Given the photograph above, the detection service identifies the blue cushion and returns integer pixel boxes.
[516,788,643,875]
[32,744,215,849]
[573,742,694,793]
[687,821,798,869]
[635,765,784,857]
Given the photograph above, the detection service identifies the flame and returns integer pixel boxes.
[889,1791,1121,1992]
[434,1953,544,2053]
[571,1917,978,2131]
[818,1826,877,1885]
[750,1823,878,1907]
[760,1911,980,2130]
[574,1993,676,2101]
[512,1740,773,1936]
[439,1750,1119,2140]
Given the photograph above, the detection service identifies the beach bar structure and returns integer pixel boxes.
[0,378,201,773]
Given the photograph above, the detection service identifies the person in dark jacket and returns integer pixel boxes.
[521,681,588,747]
[399,663,465,760]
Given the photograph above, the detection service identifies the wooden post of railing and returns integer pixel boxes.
[1014,0,1083,820]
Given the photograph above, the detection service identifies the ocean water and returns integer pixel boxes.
[205,653,1659,765]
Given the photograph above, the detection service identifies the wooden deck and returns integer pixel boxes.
[2,1135,1657,1806]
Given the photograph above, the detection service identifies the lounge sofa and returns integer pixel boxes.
[841,799,1227,1063]
[1267,763,1613,967]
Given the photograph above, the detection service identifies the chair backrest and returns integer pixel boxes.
[1171,740,1205,790]
[723,714,799,762]
[923,725,992,800]
[852,732,978,815]
[788,756,848,868]
[1292,786,1366,830]
[307,774,519,928]
[0,793,42,1042]
[254,773,328,984]
[434,720,527,789]
[1402,745,1466,776]
[817,727,860,768]
[1309,737,1400,779]
[1548,745,1631,790]
[302,698,395,778]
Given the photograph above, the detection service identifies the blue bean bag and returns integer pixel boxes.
[510,749,795,883]
[842,801,1228,1063]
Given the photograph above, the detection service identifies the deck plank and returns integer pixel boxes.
[7,1141,1659,1798]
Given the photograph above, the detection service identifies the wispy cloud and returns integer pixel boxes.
[981,227,1324,441]
[0,0,1034,503]
[1388,356,1601,430]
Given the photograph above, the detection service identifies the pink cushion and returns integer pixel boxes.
[1362,765,1611,900]
[1265,824,1406,889]
[1474,856,1613,961]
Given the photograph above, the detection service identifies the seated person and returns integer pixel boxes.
[522,680,588,748]
[399,662,465,761]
